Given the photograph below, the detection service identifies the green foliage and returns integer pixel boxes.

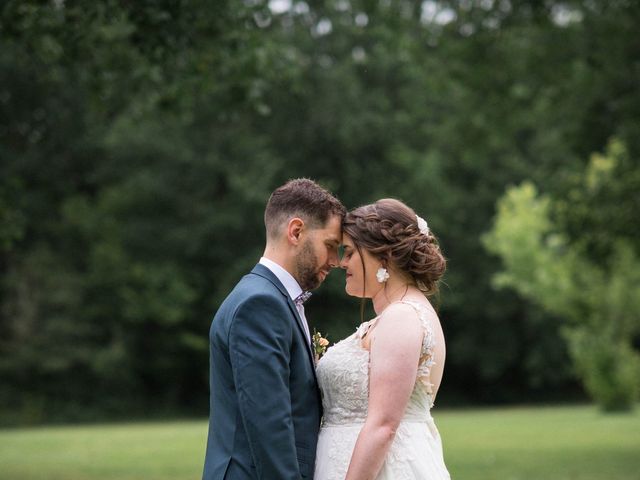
[556,138,640,264]
[567,329,640,412]
[0,178,25,250]
[484,140,640,411]
[2,0,640,421]
[484,182,581,318]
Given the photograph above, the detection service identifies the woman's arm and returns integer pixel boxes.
[345,303,424,480]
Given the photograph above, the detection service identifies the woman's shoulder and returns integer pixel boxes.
[383,299,435,320]
[374,302,426,336]
[380,300,440,341]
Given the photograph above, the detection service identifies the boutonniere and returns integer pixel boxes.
[312,329,330,362]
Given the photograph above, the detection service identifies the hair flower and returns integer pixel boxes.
[416,215,430,235]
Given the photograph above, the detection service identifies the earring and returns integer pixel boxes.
[376,267,389,283]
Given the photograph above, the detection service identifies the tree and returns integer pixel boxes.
[483,139,640,411]
[2,0,640,422]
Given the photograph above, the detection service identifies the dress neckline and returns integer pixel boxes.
[355,299,435,341]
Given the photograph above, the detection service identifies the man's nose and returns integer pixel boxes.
[328,249,339,268]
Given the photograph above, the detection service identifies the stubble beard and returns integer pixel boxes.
[295,239,322,291]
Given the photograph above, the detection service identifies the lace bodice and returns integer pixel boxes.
[316,301,437,426]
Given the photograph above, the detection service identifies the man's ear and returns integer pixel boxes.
[286,218,305,246]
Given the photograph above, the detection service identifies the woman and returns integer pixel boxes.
[314,198,450,480]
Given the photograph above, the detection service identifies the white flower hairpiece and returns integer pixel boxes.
[416,215,429,235]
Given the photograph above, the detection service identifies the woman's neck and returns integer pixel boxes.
[371,276,414,315]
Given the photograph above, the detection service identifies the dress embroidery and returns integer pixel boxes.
[314,301,450,480]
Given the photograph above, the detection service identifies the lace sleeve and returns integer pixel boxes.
[398,301,437,399]
[417,318,436,397]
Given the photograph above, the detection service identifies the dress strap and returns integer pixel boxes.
[356,301,436,346]
[393,300,438,405]
[354,301,439,405]
[355,316,380,339]
[394,299,436,317]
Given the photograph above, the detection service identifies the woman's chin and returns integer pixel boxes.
[345,286,363,298]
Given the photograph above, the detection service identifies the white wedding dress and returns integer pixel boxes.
[314,301,451,480]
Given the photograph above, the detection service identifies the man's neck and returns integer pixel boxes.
[262,245,294,278]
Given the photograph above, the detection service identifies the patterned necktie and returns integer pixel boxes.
[294,291,312,307]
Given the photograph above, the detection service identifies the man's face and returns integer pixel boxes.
[294,215,342,291]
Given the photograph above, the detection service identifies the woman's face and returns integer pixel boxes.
[339,233,383,298]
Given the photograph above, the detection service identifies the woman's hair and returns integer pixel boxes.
[342,198,446,297]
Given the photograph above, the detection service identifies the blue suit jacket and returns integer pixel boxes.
[202,264,322,479]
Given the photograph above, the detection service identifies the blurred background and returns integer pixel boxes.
[1,0,639,432]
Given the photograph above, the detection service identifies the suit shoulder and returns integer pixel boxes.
[228,273,285,304]
[216,273,289,319]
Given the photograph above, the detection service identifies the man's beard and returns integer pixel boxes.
[295,239,323,291]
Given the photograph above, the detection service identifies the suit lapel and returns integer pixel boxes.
[250,264,318,375]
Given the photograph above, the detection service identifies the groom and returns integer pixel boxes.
[202,179,345,479]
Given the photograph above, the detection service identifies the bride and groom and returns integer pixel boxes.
[202,179,450,479]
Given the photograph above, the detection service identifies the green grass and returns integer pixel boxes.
[437,405,640,480]
[0,405,638,480]
[0,420,206,480]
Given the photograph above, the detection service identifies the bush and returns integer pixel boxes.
[567,328,640,412]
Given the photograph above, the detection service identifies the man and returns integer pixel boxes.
[202,178,345,479]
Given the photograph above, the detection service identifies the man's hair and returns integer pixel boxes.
[264,178,346,239]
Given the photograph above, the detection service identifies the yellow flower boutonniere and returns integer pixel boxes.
[312,329,330,363]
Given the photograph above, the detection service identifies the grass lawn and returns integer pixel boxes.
[436,405,640,480]
[0,405,638,480]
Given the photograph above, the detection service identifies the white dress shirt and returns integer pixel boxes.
[259,257,311,344]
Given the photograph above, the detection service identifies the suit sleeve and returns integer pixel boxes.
[228,293,300,479]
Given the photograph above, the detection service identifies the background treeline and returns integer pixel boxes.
[1,0,638,424]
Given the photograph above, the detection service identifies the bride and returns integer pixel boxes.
[314,199,451,480]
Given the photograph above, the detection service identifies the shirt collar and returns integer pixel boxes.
[259,257,303,302]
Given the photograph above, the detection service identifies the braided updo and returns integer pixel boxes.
[342,198,446,297]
